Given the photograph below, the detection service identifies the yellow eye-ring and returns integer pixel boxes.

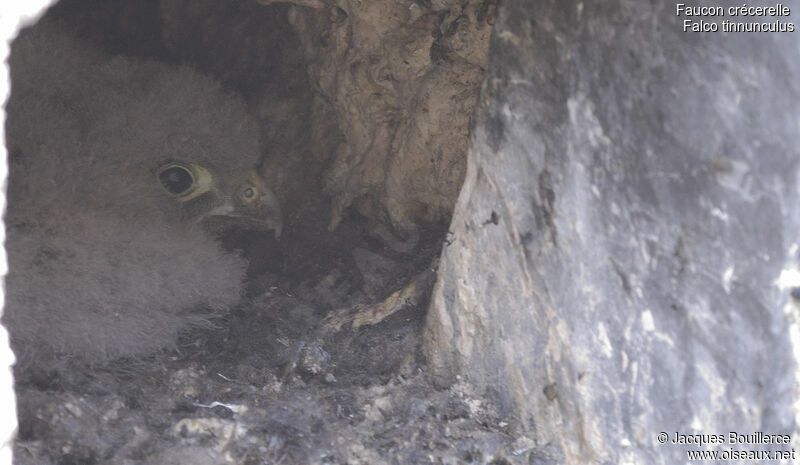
[156,161,214,202]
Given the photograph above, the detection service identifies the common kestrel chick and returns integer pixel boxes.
[3,21,280,368]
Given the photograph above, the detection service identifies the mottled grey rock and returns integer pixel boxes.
[425,0,800,462]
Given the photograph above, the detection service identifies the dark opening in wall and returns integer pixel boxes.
[4,0,499,462]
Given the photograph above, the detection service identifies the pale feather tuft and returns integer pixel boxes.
[4,22,261,366]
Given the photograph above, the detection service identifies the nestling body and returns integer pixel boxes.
[4,21,281,368]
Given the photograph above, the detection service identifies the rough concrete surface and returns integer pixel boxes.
[425,0,800,463]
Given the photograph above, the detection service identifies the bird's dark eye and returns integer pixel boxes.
[243,187,255,199]
[157,162,213,202]
[158,165,194,195]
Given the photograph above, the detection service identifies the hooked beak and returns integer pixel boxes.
[202,193,283,240]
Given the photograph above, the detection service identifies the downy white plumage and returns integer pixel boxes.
[4,21,275,367]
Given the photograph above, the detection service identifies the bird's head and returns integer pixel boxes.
[156,161,283,239]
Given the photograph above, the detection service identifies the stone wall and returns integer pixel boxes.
[425,0,800,462]
[284,0,492,231]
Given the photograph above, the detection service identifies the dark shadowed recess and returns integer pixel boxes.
[30,0,450,385]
